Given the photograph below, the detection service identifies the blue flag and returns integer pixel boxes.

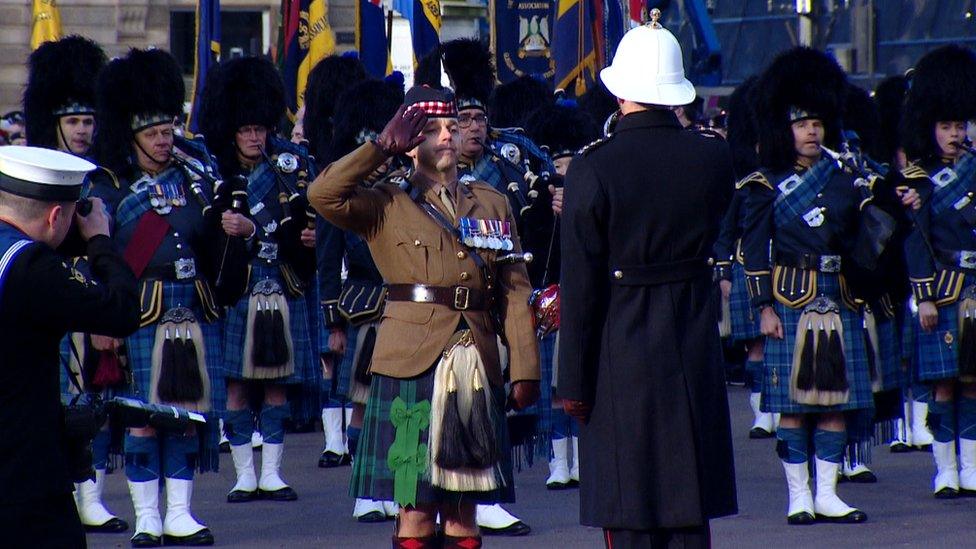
[552,0,623,97]
[187,0,220,134]
[491,0,555,83]
[357,0,388,77]
[393,0,440,65]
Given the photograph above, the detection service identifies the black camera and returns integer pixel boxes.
[62,393,106,483]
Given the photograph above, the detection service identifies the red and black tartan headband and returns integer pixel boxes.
[404,85,458,118]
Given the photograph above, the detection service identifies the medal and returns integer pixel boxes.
[277,152,299,173]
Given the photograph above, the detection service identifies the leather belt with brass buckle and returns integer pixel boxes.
[386,284,487,311]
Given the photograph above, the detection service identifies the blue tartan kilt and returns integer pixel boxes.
[350,365,516,505]
[876,310,909,392]
[521,332,556,432]
[761,273,873,415]
[334,322,362,401]
[915,288,976,383]
[222,264,312,384]
[730,263,762,342]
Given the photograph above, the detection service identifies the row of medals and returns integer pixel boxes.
[149,182,187,215]
[460,217,514,251]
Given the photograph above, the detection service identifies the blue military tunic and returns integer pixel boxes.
[713,185,763,343]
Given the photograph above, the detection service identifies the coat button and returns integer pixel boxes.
[460,272,471,281]
[457,251,467,260]
[176,244,182,250]
[707,258,715,266]
[173,232,180,238]
[613,270,623,279]
[816,193,823,199]
[414,239,421,247]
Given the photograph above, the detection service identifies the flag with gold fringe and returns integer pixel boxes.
[187,0,220,135]
[30,0,61,50]
[551,0,623,96]
[278,0,337,117]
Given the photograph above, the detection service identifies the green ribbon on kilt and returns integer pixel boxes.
[386,397,431,507]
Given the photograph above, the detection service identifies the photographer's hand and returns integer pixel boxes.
[76,197,110,240]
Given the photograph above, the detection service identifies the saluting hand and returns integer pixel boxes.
[374,105,428,156]
[221,210,255,238]
[760,306,784,339]
[301,228,316,248]
[918,301,939,333]
[76,197,110,240]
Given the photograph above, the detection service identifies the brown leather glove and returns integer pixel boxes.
[507,380,540,411]
[373,104,428,156]
[563,399,592,424]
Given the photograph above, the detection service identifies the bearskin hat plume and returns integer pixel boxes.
[726,76,760,178]
[524,103,598,159]
[197,56,286,178]
[303,55,368,161]
[415,38,495,110]
[841,83,881,160]
[23,35,107,150]
[93,48,185,172]
[330,79,405,162]
[489,75,554,129]
[872,75,908,164]
[756,47,848,171]
[900,45,976,160]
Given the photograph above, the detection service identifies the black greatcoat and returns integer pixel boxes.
[558,109,738,530]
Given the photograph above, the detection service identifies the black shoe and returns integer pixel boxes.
[481,521,532,536]
[917,444,933,453]
[816,510,867,523]
[845,471,877,483]
[567,478,580,488]
[786,512,815,525]
[258,486,298,501]
[889,442,913,453]
[218,441,230,454]
[318,451,350,468]
[935,487,959,499]
[356,510,387,523]
[130,532,162,547]
[749,427,775,439]
[546,481,570,490]
[85,516,129,533]
[959,488,976,498]
[227,489,258,503]
[162,528,214,546]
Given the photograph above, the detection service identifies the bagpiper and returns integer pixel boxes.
[94,47,228,547]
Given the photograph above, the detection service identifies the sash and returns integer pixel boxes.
[929,153,976,217]
[115,165,186,228]
[122,211,172,279]
[773,158,838,227]
[245,161,276,212]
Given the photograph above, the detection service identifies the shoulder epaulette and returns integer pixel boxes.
[900,164,929,180]
[735,171,772,190]
[579,136,610,156]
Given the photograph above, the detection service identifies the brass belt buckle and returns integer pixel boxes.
[454,286,471,310]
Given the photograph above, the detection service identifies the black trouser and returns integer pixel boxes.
[604,523,710,549]
[0,492,85,549]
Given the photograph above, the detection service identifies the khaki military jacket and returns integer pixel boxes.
[309,142,540,385]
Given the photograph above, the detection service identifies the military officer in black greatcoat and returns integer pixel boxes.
[557,11,737,549]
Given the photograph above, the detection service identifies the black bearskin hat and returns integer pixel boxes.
[900,45,976,160]
[756,47,848,171]
[198,56,285,177]
[841,83,881,159]
[23,35,107,150]
[330,79,405,162]
[872,75,908,164]
[726,76,760,178]
[489,75,553,129]
[415,38,495,112]
[524,102,598,159]
[93,48,185,172]
[577,82,619,133]
[303,55,368,161]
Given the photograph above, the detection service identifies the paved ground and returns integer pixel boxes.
[88,386,975,548]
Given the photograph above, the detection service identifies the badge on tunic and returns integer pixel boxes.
[802,207,825,227]
[276,152,299,174]
[263,220,278,235]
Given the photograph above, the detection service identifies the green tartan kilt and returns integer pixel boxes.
[349,365,516,505]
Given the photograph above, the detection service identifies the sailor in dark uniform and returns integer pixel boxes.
[94,48,230,547]
[0,146,139,549]
[900,45,976,498]
[198,55,318,506]
[742,47,876,525]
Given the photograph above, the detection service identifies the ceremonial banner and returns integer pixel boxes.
[551,0,623,96]
[356,0,389,77]
[392,0,440,66]
[187,0,220,135]
[278,0,336,116]
[30,0,61,50]
[491,0,555,83]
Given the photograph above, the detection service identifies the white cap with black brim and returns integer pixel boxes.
[0,146,95,202]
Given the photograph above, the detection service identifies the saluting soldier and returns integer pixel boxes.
[198,55,317,505]
[94,48,230,547]
[310,86,540,549]
[900,45,976,499]
[22,35,134,535]
[558,13,737,548]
